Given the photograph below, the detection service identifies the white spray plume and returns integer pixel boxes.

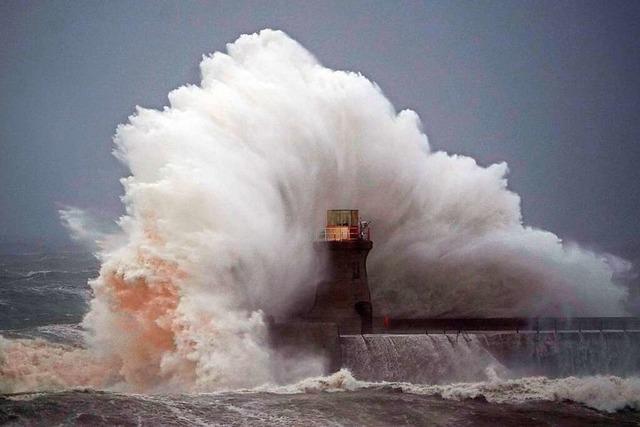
[4,29,629,392]
[59,207,106,247]
[58,206,122,254]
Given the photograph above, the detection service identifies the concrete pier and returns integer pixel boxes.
[270,317,640,379]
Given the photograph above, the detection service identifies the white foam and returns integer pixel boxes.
[2,28,630,393]
[261,369,640,413]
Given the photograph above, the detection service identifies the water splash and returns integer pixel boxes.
[1,29,631,392]
[340,334,507,383]
[265,368,640,413]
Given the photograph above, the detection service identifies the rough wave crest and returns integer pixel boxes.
[269,369,640,413]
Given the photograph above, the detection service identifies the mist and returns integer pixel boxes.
[1,29,631,393]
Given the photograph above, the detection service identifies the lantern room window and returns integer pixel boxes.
[320,210,370,241]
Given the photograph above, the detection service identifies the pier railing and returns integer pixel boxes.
[318,226,370,241]
[378,317,640,334]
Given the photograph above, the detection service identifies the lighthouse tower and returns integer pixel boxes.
[307,210,373,334]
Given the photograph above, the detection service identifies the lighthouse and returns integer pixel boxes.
[306,209,373,334]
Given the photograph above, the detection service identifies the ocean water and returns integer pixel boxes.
[0,251,96,330]
[2,386,639,426]
[1,251,639,426]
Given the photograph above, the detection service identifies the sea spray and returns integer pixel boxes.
[0,29,630,392]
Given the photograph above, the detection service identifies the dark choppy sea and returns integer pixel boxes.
[3,388,639,426]
[1,251,639,426]
[0,251,96,330]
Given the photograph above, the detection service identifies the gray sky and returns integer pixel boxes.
[1,0,639,257]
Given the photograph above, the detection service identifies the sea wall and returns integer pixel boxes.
[482,331,640,378]
[270,319,640,383]
[340,334,503,383]
[339,331,640,383]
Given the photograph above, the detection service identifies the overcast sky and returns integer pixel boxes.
[1,0,639,256]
